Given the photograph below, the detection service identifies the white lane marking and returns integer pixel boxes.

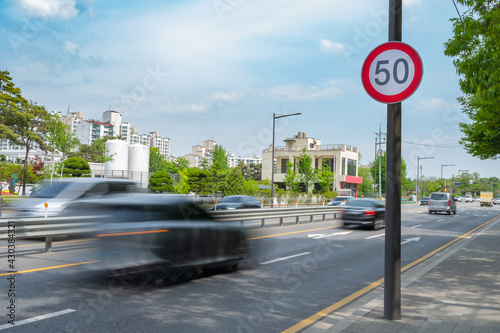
[308,231,352,239]
[260,252,311,265]
[401,237,421,245]
[365,233,385,240]
[412,224,423,228]
[437,219,445,221]
[0,309,76,330]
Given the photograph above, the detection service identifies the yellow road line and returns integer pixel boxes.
[0,260,100,276]
[282,215,500,333]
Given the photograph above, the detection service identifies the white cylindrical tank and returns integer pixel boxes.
[128,144,149,173]
[104,140,129,174]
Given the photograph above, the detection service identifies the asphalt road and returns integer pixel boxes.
[1,202,499,332]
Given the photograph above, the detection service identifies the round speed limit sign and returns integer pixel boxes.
[361,42,423,104]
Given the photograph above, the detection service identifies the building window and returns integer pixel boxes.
[342,157,346,175]
[281,159,289,174]
[322,158,334,172]
[347,159,357,176]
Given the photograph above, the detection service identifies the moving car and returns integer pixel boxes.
[210,195,261,210]
[493,198,500,205]
[455,196,463,202]
[473,197,480,202]
[327,196,354,206]
[8,178,139,217]
[63,194,247,279]
[420,197,430,206]
[428,192,456,214]
[341,198,385,230]
[464,195,473,203]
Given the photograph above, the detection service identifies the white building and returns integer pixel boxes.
[262,132,362,196]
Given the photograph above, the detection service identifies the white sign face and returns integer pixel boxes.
[362,42,423,104]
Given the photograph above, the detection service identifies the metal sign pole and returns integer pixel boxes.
[384,0,402,321]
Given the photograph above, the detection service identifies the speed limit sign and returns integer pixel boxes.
[361,42,423,104]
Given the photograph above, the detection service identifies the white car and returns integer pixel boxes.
[455,196,463,202]
[464,195,472,203]
[493,198,500,205]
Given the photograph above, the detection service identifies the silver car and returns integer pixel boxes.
[428,192,456,215]
[9,178,139,217]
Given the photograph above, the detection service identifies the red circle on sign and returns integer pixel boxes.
[361,42,423,104]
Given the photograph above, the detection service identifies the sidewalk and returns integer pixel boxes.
[303,216,500,333]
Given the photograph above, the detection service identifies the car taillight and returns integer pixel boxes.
[447,199,450,206]
[364,210,376,215]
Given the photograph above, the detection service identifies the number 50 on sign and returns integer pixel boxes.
[361,42,423,104]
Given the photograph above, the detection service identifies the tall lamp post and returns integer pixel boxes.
[416,156,434,200]
[271,112,301,208]
[441,164,455,191]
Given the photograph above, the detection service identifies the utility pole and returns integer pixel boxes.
[374,124,386,198]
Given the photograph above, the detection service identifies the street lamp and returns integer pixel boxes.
[271,112,301,208]
[416,156,434,200]
[441,164,454,191]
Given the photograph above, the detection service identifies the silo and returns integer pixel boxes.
[128,144,150,187]
[104,140,129,178]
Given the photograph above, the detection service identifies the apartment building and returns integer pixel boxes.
[262,132,363,196]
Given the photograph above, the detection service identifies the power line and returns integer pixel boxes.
[402,140,461,147]
[452,0,463,21]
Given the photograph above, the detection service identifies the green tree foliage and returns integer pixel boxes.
[0,71,26,142]
[225,167,245,195]
[62,157,91,177]
[283,160,300,191]
[149,147,166,174]
[174,168,191,194]
[370,151,408,195]
[444,1,500,159]
[210,144,229,194]
[317,161,335,193]
[358,166,374,197]
[187,168,213,194]
[71,137,116,163]
[149,170,175,193]
[297,148,317,193]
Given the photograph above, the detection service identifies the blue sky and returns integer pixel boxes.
[1,0,498,180]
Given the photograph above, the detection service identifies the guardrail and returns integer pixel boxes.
[0,206,341,252]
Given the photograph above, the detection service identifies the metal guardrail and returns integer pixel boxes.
[0,207,341,251]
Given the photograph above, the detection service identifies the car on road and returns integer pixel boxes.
[420,197,430,206]
[340,198,385,230]
[8,178,139,217]
[464,195,473,203]
[63,194,247,280]
[428,192,456,215]
[455,196,463,202]
[493,198,500,205]
[210,195,261,210]
[327,196,354,206]
[473,197,480,202]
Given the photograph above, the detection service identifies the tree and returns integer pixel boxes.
[226,167,245,195]
[46,113,80,180]
[444,1,500,159]
[317,161,335,193]
[149,147,166,174]
[149,171,175,193]
[297,148,317,193]
[210,144,229,194]
[187,168,213,194]
[358,166,374,197]
[283,160,300,192]
[62,157,91,177]
[0,71,26,142]
[370,151,408,195]
[71,137,115,164]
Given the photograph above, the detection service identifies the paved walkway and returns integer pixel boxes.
[303,216,500,333]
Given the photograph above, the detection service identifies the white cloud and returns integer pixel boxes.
[160,103,208,114]
[320,39,345,55]
[18,0,78,20]
[63,40,79,54]
[267,81,342,101]
[412,98,454,112]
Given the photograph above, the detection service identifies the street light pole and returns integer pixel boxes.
[416,156,434,200]
[270,112,301,208]
[441,164,454,191]
[458,169,469,195]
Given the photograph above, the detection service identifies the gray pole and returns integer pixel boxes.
[378,125,383,198]
[271,113,276,208]
[384,0,402,321]
[416,158,420,200]
[374,137,378,195]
